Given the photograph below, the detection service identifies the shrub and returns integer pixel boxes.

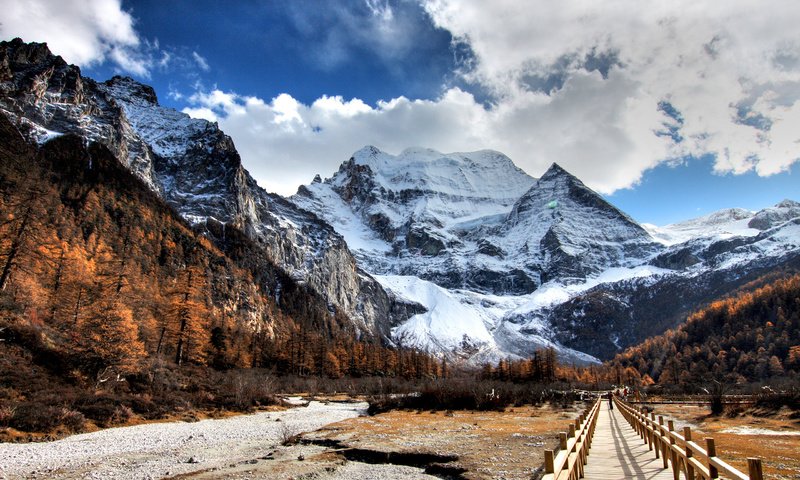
[59,408,86,433]
[0,404,16,426]
[75,394,122,426]
[10,403,63,432]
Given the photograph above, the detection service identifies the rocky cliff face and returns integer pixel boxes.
[0,38,412,339]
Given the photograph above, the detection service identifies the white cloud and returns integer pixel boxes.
[192,51,210,72]
[183,79,670,196]
[185,1,800,197]
[422,0,800,184]
[1,0,151,76]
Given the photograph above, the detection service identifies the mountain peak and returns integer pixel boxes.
[539,162,580,184]
[543,162,567,174]
[352,145,384,163]
[748,198,800,230]
[102,76,159,105]
[1,38,60,69]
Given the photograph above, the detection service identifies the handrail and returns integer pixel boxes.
[613,396,764,480]
[542,396,602,480]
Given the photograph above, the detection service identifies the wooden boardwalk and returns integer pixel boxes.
[583,404,674,480]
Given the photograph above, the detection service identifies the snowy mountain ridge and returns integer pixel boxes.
[292,146,800,363]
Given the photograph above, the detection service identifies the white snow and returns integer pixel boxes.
[375,266,669,363]
[0,400,366,479]
[34,126,64,144]
[351,146,535,202]
[98,79,211,161]
[510,265,671,316]
[643,208,759,246]
[378,275,497,352]
[293,182,392,256]
[720,426,800,436]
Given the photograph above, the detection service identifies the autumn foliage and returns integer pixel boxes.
[603,274,800,387]
[0,114,450,435]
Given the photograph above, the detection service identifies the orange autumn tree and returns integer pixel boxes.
[75,296,147,375]
[162,266,212,365]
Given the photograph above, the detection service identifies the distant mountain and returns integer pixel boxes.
[292,147,800,362]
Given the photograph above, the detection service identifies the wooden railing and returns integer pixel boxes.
[542,396,602,480]
[614,397,764,480]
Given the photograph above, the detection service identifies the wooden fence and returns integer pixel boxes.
[614,397,764,480]
[542,396,602,480]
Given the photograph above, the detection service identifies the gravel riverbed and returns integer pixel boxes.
[0,399,370,479]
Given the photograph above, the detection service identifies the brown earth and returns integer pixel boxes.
[175,402,585,480]
[300,403,584,480]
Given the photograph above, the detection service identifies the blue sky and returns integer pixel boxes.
[3,0,800,225]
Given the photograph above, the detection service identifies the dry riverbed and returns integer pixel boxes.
[0,399,582,479]
[0,397,366,479]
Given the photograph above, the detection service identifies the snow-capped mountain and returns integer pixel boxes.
[0,38,416,338]
[292,148,660,297]
[292,146,800,362]
[643,208,758,246]
[500,163,659,283]
[292,146,538,294]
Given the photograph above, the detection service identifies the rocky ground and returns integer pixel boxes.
[0,398,369,479]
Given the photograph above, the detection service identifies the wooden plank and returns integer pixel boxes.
[583,406,674,479]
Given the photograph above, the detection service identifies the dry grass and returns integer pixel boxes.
[650,403,800,480]
[302,403,585,480]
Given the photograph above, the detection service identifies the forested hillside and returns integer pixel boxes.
[0,114,443,436]
[606,274,800,386]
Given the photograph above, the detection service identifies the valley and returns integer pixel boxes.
[0,34,799,480]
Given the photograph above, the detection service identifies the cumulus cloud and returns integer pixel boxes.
[422,0,800,186]
[183,1,800,197]
[1,0,151,76]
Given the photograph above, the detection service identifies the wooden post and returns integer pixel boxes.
[684,427,694,479]
[569,424,576,438]
[545,450,555,474]
[747,458,763,480]
[668,420,679,480]
[560,432,568,451]
[705,438,719,478]
[659,416,668,467]
[650,412,659,457]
